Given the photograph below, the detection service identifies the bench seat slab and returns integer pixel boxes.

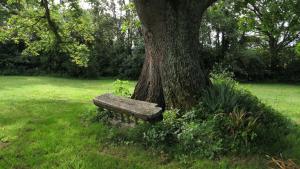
[93,94,163,121]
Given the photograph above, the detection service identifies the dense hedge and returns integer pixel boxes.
[1,39,299,81]
[0,40,144,79]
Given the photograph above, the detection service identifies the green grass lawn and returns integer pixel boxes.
[242,83,300,124]
[0,76,299,169]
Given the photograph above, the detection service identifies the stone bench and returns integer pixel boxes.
[93,94,163,124]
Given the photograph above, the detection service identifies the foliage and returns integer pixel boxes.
[1,0,300,82]
[202,74,239,113]
[297,43,300,55]
[177,118,223,158]
[222,49,267,81]
[199,0,300,82]
[285,58,300,82]
[116,40,145,79]
[97,74,291,159]
[0,0,144,79]
[113,79,132,97]
[179,73,290,155]
[236,0,300,74]
[1,0,93,66]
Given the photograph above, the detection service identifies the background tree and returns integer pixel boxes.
[237,0,300,75]
[199,0,246,69]
[1,0,300,84]
[0,0,143,78]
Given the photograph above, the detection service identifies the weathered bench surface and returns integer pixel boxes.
[93,94,163,121]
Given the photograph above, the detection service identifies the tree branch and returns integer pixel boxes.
[40,0,62,44]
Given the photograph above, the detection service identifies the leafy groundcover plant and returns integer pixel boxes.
[94,74,291,160]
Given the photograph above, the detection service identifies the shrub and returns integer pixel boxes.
[123,110,180,149]
[177,119,223,158]
[113,79,132,97]
[202,75,238,113]
[80,108,112,125]
[200,72,290,153]
[117,42,145,79]
[221,48,267,81]
[96,72,290,159]
[285,59,300,82]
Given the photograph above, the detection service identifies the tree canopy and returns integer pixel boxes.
[0,0,299,82]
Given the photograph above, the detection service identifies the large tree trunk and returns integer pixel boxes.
[132,0,216,109]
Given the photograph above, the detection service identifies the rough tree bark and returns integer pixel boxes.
[132,0,217,109]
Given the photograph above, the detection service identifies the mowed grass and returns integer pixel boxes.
[0,76,299,169]
[242,83,300,124]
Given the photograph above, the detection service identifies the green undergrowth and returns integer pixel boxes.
[94,73,295,166]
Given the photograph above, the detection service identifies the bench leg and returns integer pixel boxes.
[120,113,125,122]
[134,117,138,124]
[111,111,116,120]
[126,115,131,123]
